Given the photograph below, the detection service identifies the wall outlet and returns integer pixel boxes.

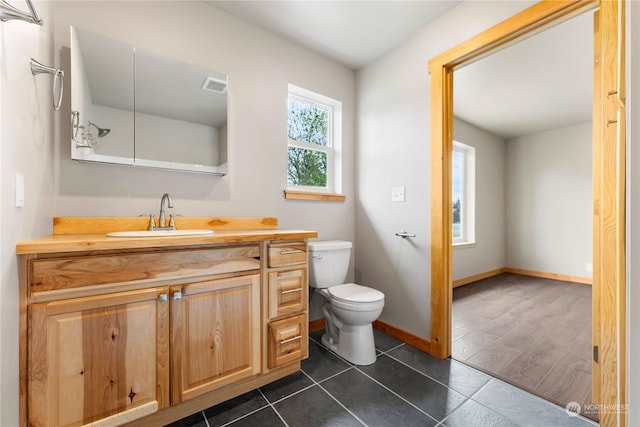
[392,186,405,202]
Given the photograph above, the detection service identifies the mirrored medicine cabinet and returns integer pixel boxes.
[70,26,228,175]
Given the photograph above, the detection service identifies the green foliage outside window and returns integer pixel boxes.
[288,98,329,187]
[453,198,461,238]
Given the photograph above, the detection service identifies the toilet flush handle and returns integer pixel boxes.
[312,254,323,260]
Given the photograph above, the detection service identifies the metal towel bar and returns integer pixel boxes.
[0,0,42,25]
[30,58,64,111]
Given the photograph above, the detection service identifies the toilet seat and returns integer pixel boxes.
[326,283,385,312]
[328,283,384,303]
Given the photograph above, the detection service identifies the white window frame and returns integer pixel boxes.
[287,84,342,195]
[453,140,476,246]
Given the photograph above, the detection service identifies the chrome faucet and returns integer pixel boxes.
[159,193,173,227]
[147,193,176,231]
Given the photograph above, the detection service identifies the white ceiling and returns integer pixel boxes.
[454,10,593,139]
[208,1,593,139]
[207,0,462,70]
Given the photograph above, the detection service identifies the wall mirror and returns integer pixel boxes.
[70,26,228,175]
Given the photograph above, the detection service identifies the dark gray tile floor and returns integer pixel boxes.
[167,329,598,427]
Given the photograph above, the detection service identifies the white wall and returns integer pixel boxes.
[0,2,56,424]
[505,123,592,278]
[356,1,532,339]
[452,118,506,281]
[451,119,591,282]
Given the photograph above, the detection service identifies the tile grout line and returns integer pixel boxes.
[314,381,369,426]
[352,364,440,424]
[313,333,448,422]
[298,364,368,426]
[383,351,477,396]
[258,387,291,427]
[214,388,292,427]
[200,410,211,427]
[467,377,600,427]
[294,348,372,426]
[434,372,502,426]
[435,377,504,426]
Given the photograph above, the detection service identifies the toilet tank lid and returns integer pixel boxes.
[308,240,352,251]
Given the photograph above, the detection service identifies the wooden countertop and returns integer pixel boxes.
[16,217,317,255]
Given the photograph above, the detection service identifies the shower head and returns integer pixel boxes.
[88,121,110,138]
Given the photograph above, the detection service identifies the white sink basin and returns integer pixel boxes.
[106,229,214,238]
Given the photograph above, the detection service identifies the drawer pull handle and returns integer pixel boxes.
[281,288,303,295]
[280,335,302,345]
[280,249,303,255]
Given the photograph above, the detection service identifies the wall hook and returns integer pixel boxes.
[0,0,42,25]
[30,58,64,111]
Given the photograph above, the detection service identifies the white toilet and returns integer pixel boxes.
[309,240,385,365]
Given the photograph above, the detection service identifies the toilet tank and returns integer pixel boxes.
[308,240,352,288]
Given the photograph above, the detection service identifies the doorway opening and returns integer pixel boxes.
[429,1,626,425]
[447,9,596,421]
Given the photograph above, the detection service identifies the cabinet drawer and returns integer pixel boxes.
[30,245,260,294]
[268,314,308,368]
[267,241,307,267]
[268,268,307,319]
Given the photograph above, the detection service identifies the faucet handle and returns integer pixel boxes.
[169,214,176,230]
[147,214,156,231]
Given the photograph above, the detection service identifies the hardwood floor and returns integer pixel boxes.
[451,273,598,421]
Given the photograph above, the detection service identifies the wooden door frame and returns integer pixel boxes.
[428,0,626,425]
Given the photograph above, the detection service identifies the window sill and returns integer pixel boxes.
[284,190,346,202]
[453,241,477,248]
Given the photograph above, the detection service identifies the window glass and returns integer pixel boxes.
[453,141,475,245]
[452,150,464,240]
[287,147,327,187]
[288,98,329,146]
[287,85,340,194]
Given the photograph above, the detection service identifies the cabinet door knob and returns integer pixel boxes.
[158,294,168,303]
[173,291,182,300]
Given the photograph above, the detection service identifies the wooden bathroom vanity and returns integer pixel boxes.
[16,217,316,427]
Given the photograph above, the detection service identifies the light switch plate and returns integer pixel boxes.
[391,186,405,202]
[15,173,24,208]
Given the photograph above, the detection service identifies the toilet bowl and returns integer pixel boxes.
[309,241,385,365]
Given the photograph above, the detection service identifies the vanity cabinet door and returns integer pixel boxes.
[28,288,169,427]
[170,274,261,405]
